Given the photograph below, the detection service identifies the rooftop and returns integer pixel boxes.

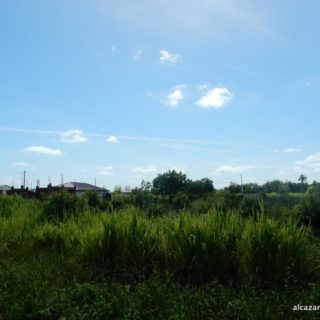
[61,182,108,191]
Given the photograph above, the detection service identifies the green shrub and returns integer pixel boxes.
[295,193,320,233]
[111,193,135,211]
[239,195,263,218]
[42,192,86,221]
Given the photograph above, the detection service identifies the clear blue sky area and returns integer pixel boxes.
[1,0,320,189]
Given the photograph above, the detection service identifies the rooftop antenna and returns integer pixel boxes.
[23,170,26,188]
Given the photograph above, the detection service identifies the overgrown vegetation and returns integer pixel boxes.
[1,171,320,319]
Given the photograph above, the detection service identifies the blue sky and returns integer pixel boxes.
[1,0,320,190]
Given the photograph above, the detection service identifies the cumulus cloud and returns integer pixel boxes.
[62,129,88,144]
[215,165,247,174]
[106,136,119,143]
[295,152,320,172]
[133,165,158,174]
[166,88,184,107]
[12,162,31,167]
[196,87,233,109]
[98,166,114,176]
[160,49,182,65]
[22,146,63,156]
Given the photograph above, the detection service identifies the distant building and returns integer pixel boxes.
[61,182,111,200]
[0,185,11,195]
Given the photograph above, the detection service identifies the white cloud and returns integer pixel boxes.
[196,87,233,109]
[106,136,119,143]
[133,165,158,174]
[62,129,88,144]
[215,165,247,174]
[133,49,143,62]
[273,147,302,153]
[169,166,186,173]
[282,148,301,153]
[295,152,320,172]
[160,49,182,65]
[166,88,184,107]
[12,162,31,167]
[98,166,114,176]
[22,146,63,156]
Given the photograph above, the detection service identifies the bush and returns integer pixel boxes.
[42,192,86,221]
[83,191,102,209]
[111,193,135,211]
[239,195,263,218]
[295,193,320,233]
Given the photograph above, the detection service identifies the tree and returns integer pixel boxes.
[187,178,214,196]
[152,170,188,198]
[225,182,241,194]
[298,174,307,184]
[262,180,283,193]
[140,179,152,192]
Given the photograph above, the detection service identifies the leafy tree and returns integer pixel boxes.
[307,182,320,194]
[140,180,152,192]
[152,170,188,198]
[298,174,307,184]
[262,180,283,193]
[187,178,214,197]
[225,182,241,194]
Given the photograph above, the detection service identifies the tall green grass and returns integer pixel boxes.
[0,196,42,253]
[1,196,320,319]
[32,210,318,285]
[0,196,319,286]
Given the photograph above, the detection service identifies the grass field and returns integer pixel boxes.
[1,195,320,319]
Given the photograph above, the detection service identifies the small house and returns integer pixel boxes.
[61,182,111,200]
[0,185,11,195]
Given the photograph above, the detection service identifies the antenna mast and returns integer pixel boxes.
[23,171,26,188]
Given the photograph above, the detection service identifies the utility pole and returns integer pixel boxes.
[23,171,26,188]
[95,177,97,186]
